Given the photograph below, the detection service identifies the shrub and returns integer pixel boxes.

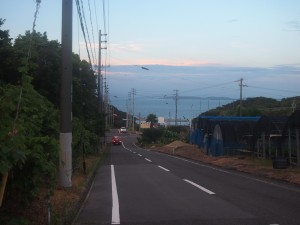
[0,77,59,205]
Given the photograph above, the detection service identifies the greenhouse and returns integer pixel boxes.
[191,111,300,167]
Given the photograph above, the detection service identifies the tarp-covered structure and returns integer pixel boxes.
[282,110,300,166]
[191,116,260,156]
[191,111,300,166]
[253,115,288,159]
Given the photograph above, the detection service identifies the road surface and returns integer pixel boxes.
[74,131,300,225]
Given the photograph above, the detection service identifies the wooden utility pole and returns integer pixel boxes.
[59,0,73,187]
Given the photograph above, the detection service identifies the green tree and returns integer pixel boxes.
[0,76,59,205]
[0,19,20,85]
[13,31,62,106]
[146,113,158,128]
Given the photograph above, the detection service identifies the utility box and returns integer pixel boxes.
[273,157,289,169]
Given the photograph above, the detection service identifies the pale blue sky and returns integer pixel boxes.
[1,1,300,116]
[1,0,300,67]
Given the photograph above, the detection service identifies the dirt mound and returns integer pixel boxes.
[165,141,190,149]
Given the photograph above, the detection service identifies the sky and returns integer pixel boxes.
[1,0,300,117]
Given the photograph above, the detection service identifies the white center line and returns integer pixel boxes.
[158,165,170,172]
[145,158,152,162]
[138,154,142,157]
[111,165,120,224]
[184,179,215,195]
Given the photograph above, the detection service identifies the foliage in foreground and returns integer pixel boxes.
[0,77,59,205]
[0,18,105,224]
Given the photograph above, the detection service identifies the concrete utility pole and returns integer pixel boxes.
[237,78,247,117]
[127,92,132,128]
[59,0,73,187]
[126,99,129,128]
[97,30,107,113]
[131,88,136,131]
[174,90,179,126]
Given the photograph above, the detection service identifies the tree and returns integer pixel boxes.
[0,19,20,85]
[13,31,62,107]
[0,76,59,205]
[146,113,158,128]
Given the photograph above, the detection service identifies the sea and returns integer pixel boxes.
[113,97,235,121]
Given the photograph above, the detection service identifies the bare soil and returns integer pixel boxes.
[50,155,101,224]
[152,141,300,186]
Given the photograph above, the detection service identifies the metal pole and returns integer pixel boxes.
[59,0,73,187]
[98,30,102,113]
[132,88,136,131]
[239,78,243,117]
[174,90,178,126]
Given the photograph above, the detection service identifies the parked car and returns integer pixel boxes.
[111,136,122,145]
[120,127,127,133]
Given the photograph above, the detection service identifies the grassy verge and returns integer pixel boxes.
[51,150,108,225]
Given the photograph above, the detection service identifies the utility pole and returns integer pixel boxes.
[174,90,178,126]
[59,0,72,187]
[292,99,296,112]
[138,112,141,132]
[97,30,107,113]
[132,88,136,131]
[127,92,132,128]
[237,78,247,117]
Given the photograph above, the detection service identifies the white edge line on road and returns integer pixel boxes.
[111,165,120,224]
[184,179,215,195]
[167,154,300,193]
[133,142,150,151]
[121,142,130,151]
[145,158,152,162]
[158,165,170,172]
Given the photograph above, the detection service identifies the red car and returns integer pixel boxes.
[111,136,122,145]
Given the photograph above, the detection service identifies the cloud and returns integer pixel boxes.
[227,18,239,23]
[285,20,300,31]
[110,57,218,67]
[104,63,300,101]
[110,42,145,52]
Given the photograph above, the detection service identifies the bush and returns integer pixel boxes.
[139,128,180,146]
[0,78,59,206]
[161,129,180,144]
[72,117,99,171]
[139,128,164,145]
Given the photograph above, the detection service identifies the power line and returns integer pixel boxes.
[80,0,95,64]
[247,85,299,94]
[93,0,99,31]
[102,0,107,34]
[87,0,97,65]
[75,0,92,67]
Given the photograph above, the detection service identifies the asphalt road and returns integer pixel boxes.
[74,131,300,225]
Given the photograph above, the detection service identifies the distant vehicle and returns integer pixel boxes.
[120,127,127,133]
[112,136,122,145]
